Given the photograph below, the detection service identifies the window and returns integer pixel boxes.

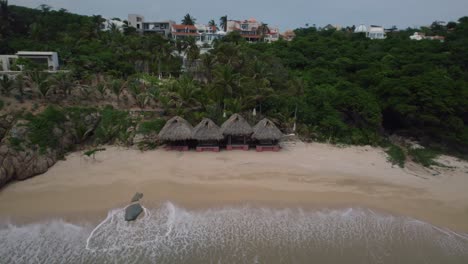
[137,17,142,22]
[241,24,248,30]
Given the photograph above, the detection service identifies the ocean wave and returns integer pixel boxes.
[1,203,468,264]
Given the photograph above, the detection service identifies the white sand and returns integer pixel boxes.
[1,142,468,231]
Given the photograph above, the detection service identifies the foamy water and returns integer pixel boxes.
[1,203,468,263]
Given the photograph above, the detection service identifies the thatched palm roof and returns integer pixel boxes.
[158,116,193,141]
[192,118,224,141]
[252,118,283,141]
[221,114,253,136]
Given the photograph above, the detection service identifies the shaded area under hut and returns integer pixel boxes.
[192,118,224,152]
[252,118,283,152]
[221,114,253,151]
[158,116,193,151]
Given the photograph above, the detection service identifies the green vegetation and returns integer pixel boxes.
[94,106,133,144]
[24,105,67,153]
[138,119,166,135]
[408,148,441,167]
[1,2,467,158]
[385,144,406,168]
[83,147,106,159]
[0,99,4,110]
[8,136,24,151]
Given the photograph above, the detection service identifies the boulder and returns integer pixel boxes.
[125,203,143,221]
[131,192,144,203]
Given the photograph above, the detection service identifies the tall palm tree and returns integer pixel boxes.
[212,64,239,107]
[219,16,228,32]
[256,23,270,41]
[182,13,196,25]
[200,53,216,83]
[208,19,217,29]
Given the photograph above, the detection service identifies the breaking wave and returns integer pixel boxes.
[1,202,468,263]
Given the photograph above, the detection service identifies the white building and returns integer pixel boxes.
[227,18,279,43]
[409,32,425,40]
[264,27,280,43]
[368,25,386,39]
[171,24,225,47]
[354,24,386,39]
[101,19,125,32]
[0,51,60,72]
[128,14,174,37]
[195,24,225,46]
[409,32,445,42]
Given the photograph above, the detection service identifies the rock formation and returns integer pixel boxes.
[0,112,100,189]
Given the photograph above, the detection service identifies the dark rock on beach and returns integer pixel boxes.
[125,203,143,221]
[131,192,144,203]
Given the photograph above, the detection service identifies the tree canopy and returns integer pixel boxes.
[1,3,467,155]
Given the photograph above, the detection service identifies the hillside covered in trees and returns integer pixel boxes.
[1,1,467,160]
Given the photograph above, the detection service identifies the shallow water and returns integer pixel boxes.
[1,202,468,264]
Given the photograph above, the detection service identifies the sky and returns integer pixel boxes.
[9,0,468,30]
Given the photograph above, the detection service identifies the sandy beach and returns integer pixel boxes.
[1,142,468,232]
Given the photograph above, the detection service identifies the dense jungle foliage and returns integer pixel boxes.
[1,1,467,156]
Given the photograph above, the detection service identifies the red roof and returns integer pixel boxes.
[172,24,197,30]
[172,32,199,36]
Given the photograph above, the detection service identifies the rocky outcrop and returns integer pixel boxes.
[0,112,100,189]
[0,115,14,141]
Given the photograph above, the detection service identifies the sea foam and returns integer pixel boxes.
[1,202,468,264]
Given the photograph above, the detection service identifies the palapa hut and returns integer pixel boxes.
[158,116,193,151]
[192,118,224,152]
[252,118,283,152]
[221,114,253,150]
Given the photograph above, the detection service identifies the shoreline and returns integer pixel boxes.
[1,143,468,232]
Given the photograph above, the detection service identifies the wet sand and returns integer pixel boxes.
[1,142,468,232]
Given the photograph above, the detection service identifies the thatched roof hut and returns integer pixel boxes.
[158,116,193,141]
[252,118,283,141]
[221,114,253,136]
[192,118,223,141]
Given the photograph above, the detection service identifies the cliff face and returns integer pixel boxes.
[0,112,101,188]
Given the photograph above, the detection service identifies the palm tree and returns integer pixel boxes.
[219,16,228,32]
[25,71,50,100]
[49,72,74,96]
[109,78,126,104]
[185,37,200,65]
[182,13,196,25]
[199,53,216,83]
[212,64,239,107]
[256,23,270,41]
[208,19,217,28]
